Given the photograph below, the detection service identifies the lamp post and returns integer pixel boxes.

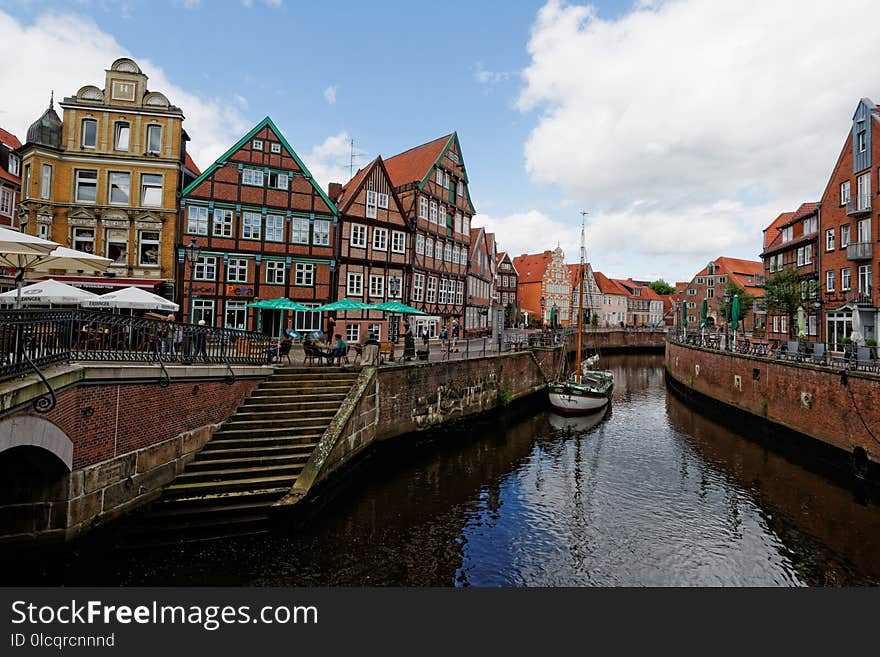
[540,296,546,328]
[388,275,401,344]
[722,290,731,349]
[185,236,202,325]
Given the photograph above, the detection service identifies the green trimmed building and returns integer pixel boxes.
[177,116,338,335]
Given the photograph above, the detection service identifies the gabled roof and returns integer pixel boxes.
[182,116,337,214]
[384,134,452,188]
[468,226,485,261]
[337,158,375,207]
[183,152,201,176]
[497,251,520,276]
[763,211,794,250]
[693,256,765,297]
[512,251,553,284]
[0,127,21,150]
[594,271,630,296]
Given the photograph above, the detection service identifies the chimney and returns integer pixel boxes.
[328,182,343,202]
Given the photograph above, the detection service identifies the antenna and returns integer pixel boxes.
[348,138,366,178]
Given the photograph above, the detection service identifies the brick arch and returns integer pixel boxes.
[0,416,73,471]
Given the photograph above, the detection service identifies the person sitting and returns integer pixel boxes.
[302,335,323,365]
[362,331,380,366]
[279,335,293,364]
[330,334,348,364]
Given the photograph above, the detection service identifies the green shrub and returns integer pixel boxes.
[497,387,513,406]
[866,339,877,347]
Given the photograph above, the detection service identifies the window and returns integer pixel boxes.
[803,244,812,265]
[462,215,469,234]
[455,213,462,234]
[114,122,130,150]
[841,181,851,205]
[138,230,160,266]
[858,130,867,153]
[252,139,263,151]
[242,211,261,240]
[443,172,449,189]
[140,174,163,207]
[72,227,95,254]
[388,275,402,298]
[444,242,453,262]
[452,245,460,264]
[23,164,30,199]
[191,300,215,326]
[373,227,388,250]
[266,260,285,284]
[413,273,425,302]
[391,231,405,253]
[147,124,162,154]
[350,223,366,248]
[295,263,315,286]
[345,324,360,343]
[265,214,284,242]
[347,272,363,296]
[378,193,389,209]
[268,171,289,190]
[858,264,872,294]
[419,197,428,219]
[40,164,52,200]
[840,224,851,248]
[707,287,714,299]
[426,277,437,303]
[187,205,209,235]
[213,208,233,237]
[857,172,871,210]
[429,202,437,223]
[225,301,247,330]
[797,247,804,267]
[369,274,385,297]
[75,169,97,203]
[426,238,434,258]
[227,258,248,283]
[858,218,871,243]
[456,280,464,305]
[7,153,19,176]
[194,255,216,281]
[294,305,322,332]
[292,217,310,244]
[826,228,835,251]
[826,270,835,292]
[368,323,382,340]
[366,190,378,219]
[313,219,330,246]
[781,226,793,243]
[0,188,13,216]
[842,268,852,291]
[81,119,97,149]
[808,314,817,336]
[438,278,447,304]
[242,168,264,186]
[106,171,130,205]
[37,221,50,241]
[416,234,425,255]
[270,143,281,154]
[460,249,467,265]
[804,216,817,234]
[436,168,443,185]
[457,180,463,197]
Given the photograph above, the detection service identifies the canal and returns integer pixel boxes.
[17,353,880,586]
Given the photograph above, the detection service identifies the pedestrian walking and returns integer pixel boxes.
[403,322,415,361]
[439,327,448,350]
[421,327,429,347]
[193,319,209,362]
[451,320,460,352]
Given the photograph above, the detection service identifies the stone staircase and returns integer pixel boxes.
[125,366,359,543]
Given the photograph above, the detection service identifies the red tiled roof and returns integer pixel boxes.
[512,251,552,284]
[183,152,201,176]
[762,211,794,250]
[0,127,22,150]
[594,271,629,296]
[0,168,19,186]
[336,156,378,209]
[692,256,765,297]
[384,134,452,187]
[791,202,819,221]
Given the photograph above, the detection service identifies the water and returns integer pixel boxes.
[19,354,880,586]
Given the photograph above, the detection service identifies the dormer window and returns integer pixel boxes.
[252,139,263,151]
[858,130,867,153]
[270,143,281,154]
[114,121,130,151]
[7,153,20,177]
[781,227,793,243]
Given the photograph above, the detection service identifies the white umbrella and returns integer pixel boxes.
[85,286,179,312]
[0,279,98,305]
[851,304,862,346]
[32,246,112,273]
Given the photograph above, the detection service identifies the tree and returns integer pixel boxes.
[762,267,802,337]
[719,282,755,327]
[650,279,675,295]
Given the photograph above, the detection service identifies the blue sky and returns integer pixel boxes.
[3,0,880,282]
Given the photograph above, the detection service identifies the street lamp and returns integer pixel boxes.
[388,275,401,343]
[185,237,201,324]
[540,296,546,327]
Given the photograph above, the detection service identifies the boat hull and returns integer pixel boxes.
[548,383,611,414]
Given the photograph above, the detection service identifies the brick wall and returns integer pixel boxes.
[666,341,880,465]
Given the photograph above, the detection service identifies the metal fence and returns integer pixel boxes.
[0,308,275,385]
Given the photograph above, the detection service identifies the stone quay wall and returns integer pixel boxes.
[665,340,880,466]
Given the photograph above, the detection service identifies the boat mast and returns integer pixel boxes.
[576,211,587,381]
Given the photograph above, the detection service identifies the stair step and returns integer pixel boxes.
[150,486,291,506]
[223,415,336,430]
[203,436,322,450]
[239,401,343,413]
[186,452,310,471]
[213,425,330,439]
[145,499,275,519]
[245,392,348,403]
[196,443,318,459]
[163,475,298,497]
[270,372,359,380]
[175,463,304,483]
[275,367,352,374]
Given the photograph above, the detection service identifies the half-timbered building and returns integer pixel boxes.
[328,156,411,344]
[495,251,520,327]
[178,117,337,334]
[384,133,475,337]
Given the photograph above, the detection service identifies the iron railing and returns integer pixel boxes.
[0,308,275,385]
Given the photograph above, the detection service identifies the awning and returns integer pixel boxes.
[29,275,164,290]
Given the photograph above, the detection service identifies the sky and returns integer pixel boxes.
[2,0,880,283]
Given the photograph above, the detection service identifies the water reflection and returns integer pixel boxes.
[19,354,880,586]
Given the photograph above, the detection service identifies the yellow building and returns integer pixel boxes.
[16,58,194,296]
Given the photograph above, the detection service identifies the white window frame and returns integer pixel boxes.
[213,208,234,238]
[108,170,131,206]
[270,142,281,154]
[350,223,367,248]
[391,230,406,254]
[72,227,95,254]
[842,268,851,291]
[81,119,97,149]
[292,217,310,244]
[858,172,871,211]
[366,190,378,219]
[252,139,263,151]
[413,273,425,302]
[194,255,217,281]
[378,193,389,209]
[429,201,437,223]
[841,181,851,205]
[347,272,363,296]
[436,168,443,185]
[146,124,162,154]
[858,264,872,294]
[373,227,388,251]
[388,275,402,298]
[265,260,286,285]
[841,224,851,248]
[137,230,160,267]
[857,217,871,244]
[345,324,360,343]
[826,269,835,292]
[313,219,330,246]
[295,262,315,287]
[826,228,835,251]
[40,164,52,200]
[187,205,209,235]
[0,188,13,217]
[225,300,248,330]
[426,238,434,258]
[369,274,385,297]
[265,213,285,242]
[242,211,261,240]
[114,121,130,151]
[7,153,19,176]
[140,173,163,207]
[268,171,289,190]
[191,299,215,326]
[426,277,437,303]
[227,257,248,283]
[416,234,425,255]
[419,197,428,220]
[75,169,97,203]
[242,168,264,187]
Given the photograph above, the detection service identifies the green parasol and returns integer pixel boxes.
[700,299,708,327]
[730,294,740,333]
[247,298,312,351]
[681,301,688,327]
[369,301,427,315]
[312,298,373,312]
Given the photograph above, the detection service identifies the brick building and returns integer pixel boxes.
[613,278,664,327]
[328,156,411,344]
[0,127,21,228]
[819,98,880,349]
[465,226,493,336]
[495,251,519,327]
[760,203,820,342]
[594,272,629,327]
[178,116,337,333]
[568,262,600,325]
[384,133,474,337]
[513,246,571,326]
[16,58,194,297]
[681,257,765,332]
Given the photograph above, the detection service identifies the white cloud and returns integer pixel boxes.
[517,0,880,279]
[474,63,511,86]
[303,132,354,189]
[0,10,250,170]
[323,85,337,105]
[474,209,579,260]
[179,0,201,8]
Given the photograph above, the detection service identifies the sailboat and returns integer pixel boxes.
[548,212,614,414]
